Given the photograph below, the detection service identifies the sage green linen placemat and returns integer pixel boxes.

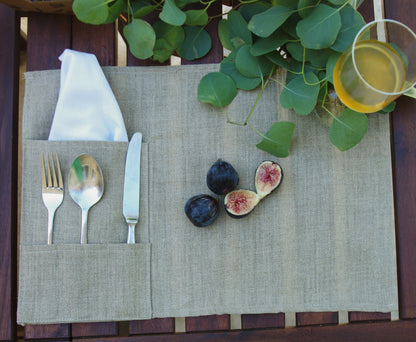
[18,64,398,324]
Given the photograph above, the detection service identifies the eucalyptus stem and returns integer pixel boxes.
[244,65,276,125]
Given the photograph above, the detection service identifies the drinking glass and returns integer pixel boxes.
[333,19,416,113]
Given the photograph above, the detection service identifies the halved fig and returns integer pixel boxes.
[224,189,260,218]
[255,161,283,199]
[185,194,219,227]
[206,159,239,195]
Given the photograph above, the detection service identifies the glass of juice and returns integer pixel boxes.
[333,19,416,113]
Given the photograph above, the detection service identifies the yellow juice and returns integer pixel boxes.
[333,40,406,113]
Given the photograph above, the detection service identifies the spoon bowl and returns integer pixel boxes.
[68,154,104,244]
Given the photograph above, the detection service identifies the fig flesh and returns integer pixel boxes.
[206,159,239,195]
[185,194,219,227]
[224,189,260,218]
[255,161,283,199]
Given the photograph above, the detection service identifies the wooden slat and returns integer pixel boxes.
[24,324,71,340]
[358,0,375,22]
[241,313,285,329]
[0,4,19,341]
[70,319,416,342]
[129,318,175,335]
[296,312,338,327]
[72,18,116,66]
[26,14,72,71]
[72,322,118,338]
[185,314,230,332]
[349,312,391,323]
[384,0,416,320]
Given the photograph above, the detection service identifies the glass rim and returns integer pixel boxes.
[352,18,416,96]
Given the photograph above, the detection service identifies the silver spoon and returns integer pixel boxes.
[68,154,104,244]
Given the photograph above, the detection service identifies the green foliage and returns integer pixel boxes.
[280,72,320,115]
[257,121,295,157]
[218,11,252,51]
[329,109,368,151]
[197,72,237,107]
[123,19,155,59]
[296,4,342,49]
[177,26,211,60]
[73,0,382,157]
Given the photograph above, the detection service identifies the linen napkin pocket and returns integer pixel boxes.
[17,140,152,324]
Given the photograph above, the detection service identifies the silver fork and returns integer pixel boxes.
[41,153,64,244]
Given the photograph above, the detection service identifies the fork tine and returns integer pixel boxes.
[41,153,47,188]
[55,153,63,188]
[46,153,52,187]
[50,153,58,187]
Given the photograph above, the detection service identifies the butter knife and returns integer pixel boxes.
[123,132,142,244]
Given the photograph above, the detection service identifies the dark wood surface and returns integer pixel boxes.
[1,0,415,340]
[0,4,18,341]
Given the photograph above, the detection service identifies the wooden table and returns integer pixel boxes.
[1,0,416,340]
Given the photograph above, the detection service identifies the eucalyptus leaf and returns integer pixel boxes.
[178,26,211,61]
[153,39,174,63]
[272,0,298,8]
[404,87,416,98]
[326,51,342,84]
[218,11,252,51]
[251,30,289,56]
[280,72,320,115]
[123,19,156,60]
[307,48,333,68]
[296,4,341,49]
[235,45,273,78]
[331,4,365,52]
[265,50,293,70]
[238,1,272,22]
[185,9,209,26]
[256,121,296,158]
[378,101,396,113]
[281,13,301,38]
[327,0,349,5]
[104,0,126,24]
[72,0,109,24]
[297,0,315,18]
[132,0,157,18]
[220,51,262,90]
[152,21,185,62]
[198,72,237,107]
[159,0,186,26]
[329,108,368,151]
[248,5,294,38]
[286,42,304,61]
[153,21,185,46]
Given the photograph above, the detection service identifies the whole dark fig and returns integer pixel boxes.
[224,189,260,218]
[185,194,219,227]
[255,161,283,199]
[206,159,239,195]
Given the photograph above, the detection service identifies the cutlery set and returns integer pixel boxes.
[41,133,142,244]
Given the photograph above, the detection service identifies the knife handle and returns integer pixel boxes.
[127,222,136,244]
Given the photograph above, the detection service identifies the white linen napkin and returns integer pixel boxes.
[48,49,128,141]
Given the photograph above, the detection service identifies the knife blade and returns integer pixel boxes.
[123,132,142,244]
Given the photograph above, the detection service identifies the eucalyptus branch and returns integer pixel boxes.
[244,65,276,125]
